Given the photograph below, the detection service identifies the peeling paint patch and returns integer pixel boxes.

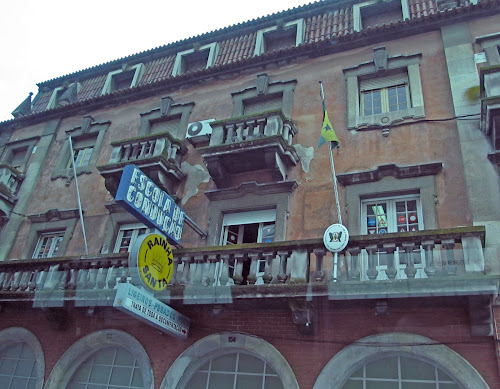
[294,144,315,173]
[180,162,210,205]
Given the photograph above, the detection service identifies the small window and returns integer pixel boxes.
[172,43,218,77]
[101,64,145,95]
[6,147,28,171]
[254,19,305,56]
[360,0,403,29]
[113,223,148,253]
[150,116,182,137]
[360,73,410,116]
[32,231,64,259]
[67,145,94,169]
[111,70,135,92]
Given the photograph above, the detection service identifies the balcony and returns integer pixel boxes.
[0,163,24,206]
[480,64,500,166]
[199,110,299,187]
[97,132,187,198]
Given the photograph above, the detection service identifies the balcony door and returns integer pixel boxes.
[360,195,425,280]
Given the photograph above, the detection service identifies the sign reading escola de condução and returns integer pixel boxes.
[130,233,174,292]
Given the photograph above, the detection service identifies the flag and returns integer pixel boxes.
[318,83,339,149]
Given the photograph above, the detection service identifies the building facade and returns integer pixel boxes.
[0,0,500,388]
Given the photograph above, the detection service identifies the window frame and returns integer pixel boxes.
[101,63,145,95]
[353,0,409,32]
[172,43,219,77]
[113,222,148,253]
[139,100,194,138]
[254,19,305,56]
[52,119,110,180]
[343,52,424,130]
[32,230,65,259]
[1,137,38,173]
[476,32,500,66]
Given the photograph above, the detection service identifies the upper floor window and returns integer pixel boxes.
[360,73,409,116]
[101,64,145,95]
[46,82,81,109]
[32,231,64,258]
[172,43,219,76]
[221,209,276,245]
[353,0,409,32]
[67,138,95,169]
[113,223,148,253]
[1,137,38,173]
[254,19,305,56]
[0,342,39,389]
[476,32,500,66]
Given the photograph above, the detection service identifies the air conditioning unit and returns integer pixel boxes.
[186,119,215,145]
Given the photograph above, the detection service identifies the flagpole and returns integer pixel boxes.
[68,135,89,256]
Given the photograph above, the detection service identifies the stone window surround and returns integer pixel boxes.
[46,82,82,110]
[1,136,39,172]
[52,118,110,180]
[160,332,299,389]
[22,210,79,259]
[476,32,500,65]
[343,51,424,130]
[231,78,297,118]
[172,42,219,77]
[0,327,45,389]
[205,181,297,246]
[101,63,145,95]
[254,18,305,56]
[44,329,154,389]
[338,163,442,235]
[139,99,195,138]
[313,332,490,389]
[352,0,410,32]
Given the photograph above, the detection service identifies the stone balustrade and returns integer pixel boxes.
[108,131,186,167]
[208,110,296,147]
[0,227,489,303]
[0,163,24,196]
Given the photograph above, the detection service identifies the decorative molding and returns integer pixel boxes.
[337,162,443,186]
[205,180,297,201]
[27,208,80,223]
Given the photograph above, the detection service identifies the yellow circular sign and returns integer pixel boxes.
[136,233,174,292]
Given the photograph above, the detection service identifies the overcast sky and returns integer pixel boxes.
[0,0,312,122]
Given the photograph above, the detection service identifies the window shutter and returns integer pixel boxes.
[223,209,276,226]
[243,94,283,115]
[360,73,408,91]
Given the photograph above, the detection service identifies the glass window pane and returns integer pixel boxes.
[71,363,91,382]
[402,383,436,389]
[264,376,284,389]
[208,373,235,389]
[186,372,208,389]
[115,349,135,366]
[238,353,264,373]
[400,357,436,380]
[366,381,398,389]
[131,368,144,387]
[0,359,16,374]
[365,357,398,379]
[14,359,35,377]
[94,348,116,365]
[211,354,237,372]
[109,366,132,385]
[88,365,111,384]
[236,374,263,388]
[440,384,460,389]
[438,370,454,381]
[342,380,363,389]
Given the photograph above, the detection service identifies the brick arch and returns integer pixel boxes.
[313,332,490,389]
[161,331,299,389]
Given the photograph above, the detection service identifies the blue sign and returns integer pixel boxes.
[115,165,185,244]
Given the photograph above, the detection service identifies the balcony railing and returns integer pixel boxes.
[97,132,187,197]
[480,65,500,165]
[199,110,299,187]
[0,227,494,305]
[208,109,296,147]
[0,163,24,197]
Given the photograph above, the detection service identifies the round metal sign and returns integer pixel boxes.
[323,224,349,253]
[129,233,174,292]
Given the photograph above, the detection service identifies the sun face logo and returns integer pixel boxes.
[136,234,174,292]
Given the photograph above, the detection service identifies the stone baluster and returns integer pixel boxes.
[19,271,31,291]
[67,269,78,290]
[247,253,260,285]
[107,265,120,289]
[442,239,457,276]
[246,120,257,139]
[36,268,48,290]
[87,266,98,290]
[277,251,289,283]
[2,271,12,290]
[366,245,379,280]
[11,271,21,291]
[58,267,69,290]
[28,270,38,291]
[422,240,437,277]
[262,252,275,284]
[383,243,398,280]
[0,273,5,290]
[282,121,292,143]
[121,144,132,162]
[96,266,108,289]
[170,143,180,163]
[402,242,417,279]
[204,254,218,287]
[191,255,205,286]
[119,260,129,283]
[256,118,267,137]
[169,257,180,285]
[232,252,245,285]
[219,254,231,286]
[347,247,361,280]
[313,248,326,282]
[147,140,156,157]
[226,124,236,144]
[235,123,245,143]
[77,268,89,290]
[180,256,191,285]
[137,141,147,159]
